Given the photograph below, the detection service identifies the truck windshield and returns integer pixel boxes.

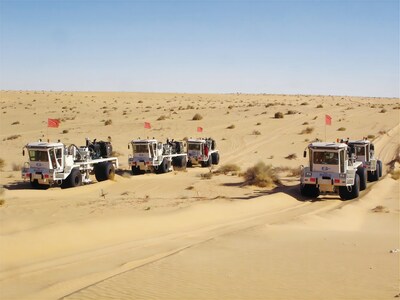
[133,144,149,153]
[354,146,365,156]
[188,143,201,151]
[28,150,49,162]
[313,151,338,165]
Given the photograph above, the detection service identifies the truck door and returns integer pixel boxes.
[55,147,64,172]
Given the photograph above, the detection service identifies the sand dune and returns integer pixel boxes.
[0,91,399,299]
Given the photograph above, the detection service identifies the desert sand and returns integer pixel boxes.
[0,91,399,299]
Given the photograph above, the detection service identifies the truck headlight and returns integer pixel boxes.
[339,173,346,179]
[305,172,312,177]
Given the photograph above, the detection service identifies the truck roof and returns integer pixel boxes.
[26,142,64,148]
[187,139,206,143]
[309,142,348,149]
[347,139,371,145]
[131,139,158,144]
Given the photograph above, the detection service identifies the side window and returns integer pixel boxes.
[340,150,345,173]
[49,150,57,169]
[56,148,62,167]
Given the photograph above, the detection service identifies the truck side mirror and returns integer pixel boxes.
[128,144,130,149]
[303,150,307,158]
[23,149,25,156]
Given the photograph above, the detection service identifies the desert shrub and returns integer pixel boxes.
[216,164,241,175]
[11,163,21,171]
[380,108,387,113]
[227,124,235,129]
[285,153,297,160]
[391,169,400,180]
[256,122,261,125]
[367,134,375,139]
[11,121,20,125]
[157,115,167,121]
[300,127,314,134]
[302,122,309,125]
[274,112,284,119]
[62,129,69,134]
[200,172,213,180]
[104,119,112,126]
[192,113,203,120]
[286,110,297,115]
[252,130,261,135]
[316,104,323,108]
[243,162,280,187]
[337,127,346,131]
[0,158,4,171]
[300,102,309,106]
[3,135,21,141]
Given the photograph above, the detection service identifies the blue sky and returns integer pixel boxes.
[0,0,398,97]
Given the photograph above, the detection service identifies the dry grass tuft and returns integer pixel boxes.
[216,164,241,175]
[227,124,235,129]
[316,104,323,108]
[157,115,167,121]
[104,119,112,126]
[285,153,297,160]
[3,135,21,141]
[371,205,389,213]
[192,113,203,120]
[337,127,346,131]
[252,130,261,135]
[300,127,314,134]
[0,158,4,171]
[274,112,284,119]
[243,162,280,187]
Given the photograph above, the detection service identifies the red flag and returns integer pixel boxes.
[144,122,151,129]
[48,118,60,128]
[197,126,203,133]
[325,115,332,126]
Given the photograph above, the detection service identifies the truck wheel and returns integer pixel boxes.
[30,179,40,189]
[369,164,380,182]
[187,160,193,168]
[95,162,115,182]
[339,173,360,200]
[377,160,382,179]
[64,168,82,188]
[300,183,320,198]
[201,156,212,168]
[357,166,367,191]
[131,166,142,175]
[157,158,169,174]
[211,152,220,165]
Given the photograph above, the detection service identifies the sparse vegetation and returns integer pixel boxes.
[157,115,167,121]
[192,113,203,120]
[316,104,323,108]
[302,122,309,125]
[337,127,346,131]
[104,119,112,126]
[252,130,261,135]
[11,121,20,125]
[227,124,235,129]
[216,164,241,175]
[285,153,297,160]
[243,162,280,187]
[274,112,284,119]
[286,110,297,115]
[300,102,309,106]
[11,163,21,171]
[380,108,387,113]
[371,205,389,213]
[62,129,69,134]
[0,158,4,171]
[367,134,375,139]
[3,135,21,141]
[300,127,314,134]
[200,172,213,179]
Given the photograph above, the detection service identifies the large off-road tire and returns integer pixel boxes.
[157,158,170,174]
[211,152,220,165]
[201,156,212,168]
[64,168,82,188]
[30,179,40,189]
[300,183,320,198]
[131,166,143,175]
[186,160,193,168]
[377,160,382,179]
[95,162,115,182]
[172,156,187,170]
[357,166,367,191]
[368,163,380,182]
[339,174,360,200]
